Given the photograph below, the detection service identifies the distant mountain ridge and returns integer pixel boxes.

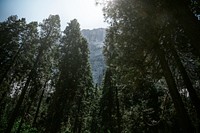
[81,28,106,86]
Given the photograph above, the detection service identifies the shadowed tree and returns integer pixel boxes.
[5,15,61,133]
[45,19,93,133]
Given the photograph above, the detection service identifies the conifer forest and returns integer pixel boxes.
[0,0,200,132]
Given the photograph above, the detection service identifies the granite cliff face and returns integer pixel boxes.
[81,28,106,86]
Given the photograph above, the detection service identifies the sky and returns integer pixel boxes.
[0,0,108,30]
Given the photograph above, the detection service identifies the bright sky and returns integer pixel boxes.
[0,0,108,30]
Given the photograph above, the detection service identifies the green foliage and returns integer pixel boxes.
[1,0,200,132]
[45,19,94,133]
[102,0,200,132]
[12,119,38,133]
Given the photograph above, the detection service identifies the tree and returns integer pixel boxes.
[103,0,199,132]
[5,15,61,133]
[45,19,93,133]
[163,0,200,57]
[0,17,39,132]
[99,69,115,133]
[0,16,27,103]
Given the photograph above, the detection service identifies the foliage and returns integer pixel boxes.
[102,0,200,132]
[1,0,200,132]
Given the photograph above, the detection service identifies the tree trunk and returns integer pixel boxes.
[5,25,53,132]
[45,78,67,133]
[0,71,16,105]
[73,97,82,133]
[0,43,24,86]
[115,83,121,133]
[16,100,33,133]
[167,0,200,57]
[155,44,194,133]
[5,47,43,133]
[169,43,200,121]
[32,82,46,126]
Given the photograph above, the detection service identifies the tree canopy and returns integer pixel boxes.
[0,0,200,132]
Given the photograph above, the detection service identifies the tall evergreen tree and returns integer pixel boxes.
[45,19,93,133]
[100,69,115,133]
[163,0,200,57]
[102,0,200,132]
[4,15,61,133]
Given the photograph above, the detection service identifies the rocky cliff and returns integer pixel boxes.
[81,28,106,86]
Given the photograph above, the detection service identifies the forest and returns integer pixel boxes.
[0,0,200,133]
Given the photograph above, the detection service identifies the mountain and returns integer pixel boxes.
[81,28,106,86]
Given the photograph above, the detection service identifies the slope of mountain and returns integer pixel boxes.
[81,28,106,86]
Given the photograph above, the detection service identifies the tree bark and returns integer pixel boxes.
[4,26,53,132]
[167,0,200,57]
[115,82,121,133]
[5,47,43,133]
[45,77,69,133]
[0,42,24,86]
[73,97,82,133]
[155,44,194,133]
[169,43,200,121]
[16,100,33,133]
[32,82,46,126]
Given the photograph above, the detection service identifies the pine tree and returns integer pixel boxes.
[4,15,61,133]
[102,0,199,132]
[100,69,115,133]
[163,0,200,57]
[45,19,93,133]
